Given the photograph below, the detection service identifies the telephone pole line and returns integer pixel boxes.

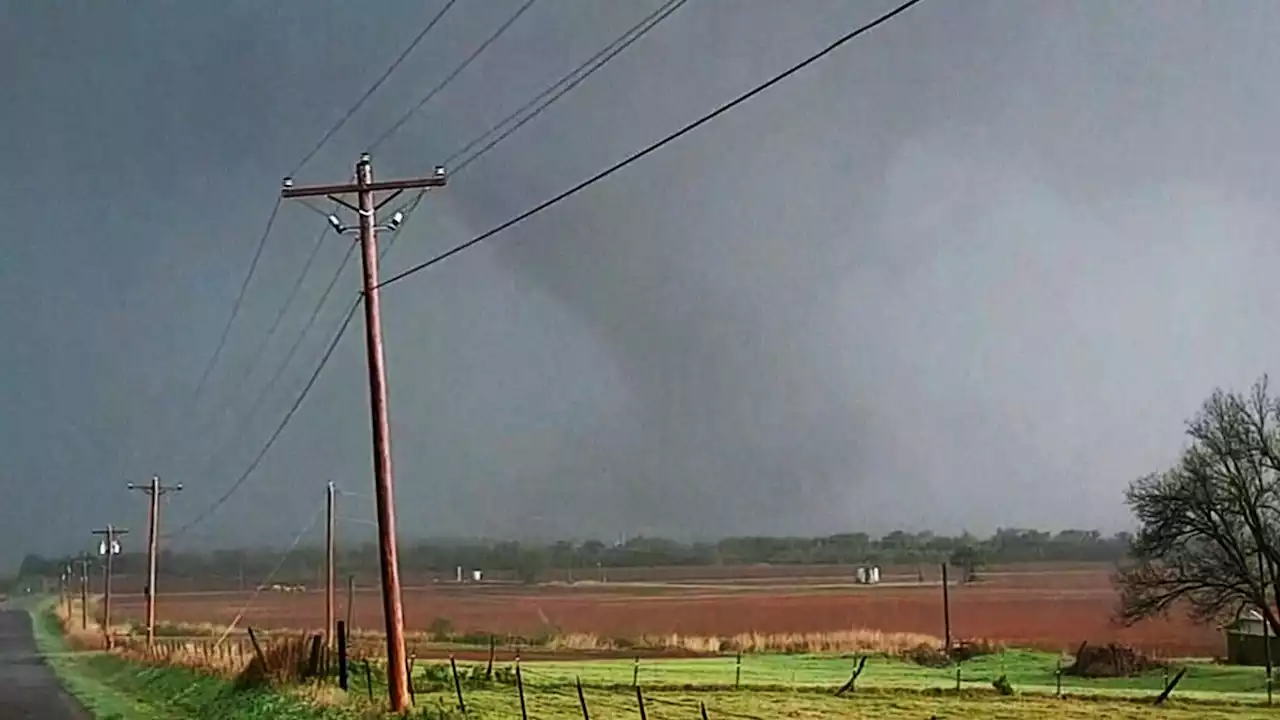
[90,525,128,648]
[76,555,90,630]
[59,563,70,616]
[128,476,183,648]
[326,481,336,649]
[281,154,447,712]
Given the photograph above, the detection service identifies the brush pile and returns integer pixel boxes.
[1064,641,1164,677]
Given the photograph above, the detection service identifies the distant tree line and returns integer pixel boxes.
[10,527,1129,589]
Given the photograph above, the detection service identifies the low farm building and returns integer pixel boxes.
[1223,611,1280,665]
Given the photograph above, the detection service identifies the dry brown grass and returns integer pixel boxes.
[117,635,256,676]
[52,596,111,651]
[114,630,329,689]
[544,627,944,655]
[138,615,948,659]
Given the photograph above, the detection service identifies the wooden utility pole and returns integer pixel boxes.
[941,563,952,655]
[1261,551,1274,702]
[326,481,336,649]
[346,574,355,634]
[91,525,128,648]
[59,564,70,615]
[281,154,447,712]
[77,555,90,630]
[128,476,182,648]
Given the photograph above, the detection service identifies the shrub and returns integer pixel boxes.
[903,643,951,668]
[1065,642,1165,678]
[951,638,1001,662]
[427,617,454,640]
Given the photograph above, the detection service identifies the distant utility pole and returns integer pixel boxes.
[91,525,128,648]
[59,564,70,615]
[326,481,336,649]
[77,555,90,630]
[940,563,952,655]
[128,476,182,648]
[282,153,447,712]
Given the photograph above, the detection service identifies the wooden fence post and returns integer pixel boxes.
[632,656,639,687]
[834,656,867,697]
[336,621,348,690]
[576,676,590,720]
[450,655,466,714]
[516,659,528,720]
[307,634,323,679]
[486,635,495,680]
[735,652,742,688]
[246,627,268,684]
[364,660,374,701]
[406,654,416,707]
[1153,668,1187,706]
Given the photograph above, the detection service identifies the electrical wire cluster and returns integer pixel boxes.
[166,0,924,538]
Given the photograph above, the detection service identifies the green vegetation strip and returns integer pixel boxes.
[504,650,1274,701]
[27,598,1279,719]
[29,603,343,719]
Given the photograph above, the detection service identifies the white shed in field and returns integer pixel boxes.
[854,565,882,585]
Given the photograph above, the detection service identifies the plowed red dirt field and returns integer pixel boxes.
[112,564,1223,657]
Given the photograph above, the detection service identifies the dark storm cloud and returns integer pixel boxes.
[2,0,1278,568]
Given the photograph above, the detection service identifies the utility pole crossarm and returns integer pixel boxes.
[128,479,185,496]
[281,173,447,199]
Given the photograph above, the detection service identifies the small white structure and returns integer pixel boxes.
[456,565,463,583]
[471,569,483,582]
[854,565,882,585]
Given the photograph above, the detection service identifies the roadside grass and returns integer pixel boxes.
[31,600,168,720]
[28,598,1278,719]
[30,600,350,719]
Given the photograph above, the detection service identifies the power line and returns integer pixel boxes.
[238,223,332,384]
[188,197,283,405]
[213,499,326,645]
[186,239,359,491]
[379,191,428,260]
[377,0,923,290]
[156,196,285,477]
[228,223,332,396]
[168,296,361,540]
[445,0,687,174]
[174,194,433,537]
[171,222,333,471]
[289,0,460,176]
[368,0,540,152]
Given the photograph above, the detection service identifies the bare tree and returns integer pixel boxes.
[1119,377,1280,634]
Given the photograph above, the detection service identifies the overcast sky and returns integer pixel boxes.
[2,0,1278,570]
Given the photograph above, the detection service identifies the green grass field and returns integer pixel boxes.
[415,650,1273,699]
[390,685,1269,720]
[386,652,1278,719]
[27,595,1280,719]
